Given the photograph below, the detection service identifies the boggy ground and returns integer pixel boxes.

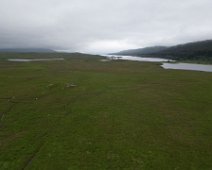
[0,53,212,170]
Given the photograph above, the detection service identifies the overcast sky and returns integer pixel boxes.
[0,0,212,53]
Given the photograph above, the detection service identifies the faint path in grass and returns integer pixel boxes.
[20,140,46,170]
[0,103,16,123]
[0,89,58,122]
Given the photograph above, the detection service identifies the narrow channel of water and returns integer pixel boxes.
[8,58,64,62]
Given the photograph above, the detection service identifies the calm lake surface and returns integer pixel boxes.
[162,63,212,72]
[8,58,64,62]
[102,54,212,72]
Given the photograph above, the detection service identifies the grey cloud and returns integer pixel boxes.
[0,0,212,53]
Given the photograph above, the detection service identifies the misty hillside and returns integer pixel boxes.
[0,48,55,53]
[112,46,168,56]
[155,40,212,60]
[113,40,212,61]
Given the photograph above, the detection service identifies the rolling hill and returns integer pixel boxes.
[111,46,168,56]
[112,40,212,61]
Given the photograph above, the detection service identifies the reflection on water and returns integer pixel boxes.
[8,58,64,62]
[162,63,212,72]
[103,55,172,62]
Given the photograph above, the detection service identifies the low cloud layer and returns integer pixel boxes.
[0,0,212,53]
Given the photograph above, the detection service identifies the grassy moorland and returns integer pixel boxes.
[0,53,212,170]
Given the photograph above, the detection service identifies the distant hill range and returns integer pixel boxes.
[0,48,55,53]
[112,40,212,61]
[112,46,168,56]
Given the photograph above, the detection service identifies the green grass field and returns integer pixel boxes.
[0,53,212,170]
